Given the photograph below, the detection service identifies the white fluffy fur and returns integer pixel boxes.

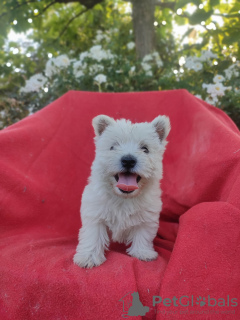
[73,115,170,268]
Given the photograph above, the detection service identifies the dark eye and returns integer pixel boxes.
[141,146,149,154]
[110,142,120,150]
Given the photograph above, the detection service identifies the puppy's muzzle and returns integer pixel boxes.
[121,155,137,170]
[115,155,141,194]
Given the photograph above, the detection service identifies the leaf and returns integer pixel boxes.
[94,3,104,11]
[222,31,240,45]
[175,0,192,8]
[188,9,214,25]
[229,2,240,13]
[210,0,220,6]
[176,0,201,9]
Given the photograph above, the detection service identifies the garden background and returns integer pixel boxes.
[0,0,239,129]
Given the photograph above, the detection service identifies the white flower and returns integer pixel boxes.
[73,60,83,70]
[75,70,84,78]
[205,96,218,105]
[129,66,136,76]
[89,45,104,57]
[195,94,202,99]
[155,57,163,68]
[179,56,186,66]
[79,51,89,61]
[193,62,203,71]
[142,52,163,68]
[141,62,152,71]
[146,70,153,77]
[20,73,47,93]
[94,74,107,84]
[127,42,135,50]
[152,51,163,68]
[0,110,6,117]
[224,64,239,80]
[95,31,104,42]
[213,74,225,83]
[151,52,160,59]
[73,60,86,78]
[44,54,70,77]
[143,54,152,62]
[89,64,104,75]
[202,83,230,98]
[95,34,104,42]
[185,56,201,70]
[94,30,110,43]
[45,58,57,77]
[111,28,118,33]
[199,50,218,61]
[185,56,197,68]
[130,66,136,73]
[89,45,114,62]
[54,54,70,68]
[224,69,232,80]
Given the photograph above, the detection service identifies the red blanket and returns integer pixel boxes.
[0,90,240,320]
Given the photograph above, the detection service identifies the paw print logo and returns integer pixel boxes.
[196,296,206,307]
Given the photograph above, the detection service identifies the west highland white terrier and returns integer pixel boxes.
[73,114,170,268]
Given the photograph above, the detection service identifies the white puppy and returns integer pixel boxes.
[73,115,170,268]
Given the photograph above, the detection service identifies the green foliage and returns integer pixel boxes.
[0,94,28,128]
[188,9,214,25]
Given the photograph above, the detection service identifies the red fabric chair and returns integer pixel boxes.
[0,90,240,320]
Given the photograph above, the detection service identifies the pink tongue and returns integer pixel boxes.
[116,173,139,191]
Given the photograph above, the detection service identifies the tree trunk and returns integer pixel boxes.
[132,0,155,59]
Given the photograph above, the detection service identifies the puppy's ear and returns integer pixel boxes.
[92,115,115,136]
[152,115,171,141]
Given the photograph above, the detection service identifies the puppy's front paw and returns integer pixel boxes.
[127,248,158,261]
[73,252,106,268]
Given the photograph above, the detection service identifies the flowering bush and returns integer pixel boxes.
[1,30,240,129]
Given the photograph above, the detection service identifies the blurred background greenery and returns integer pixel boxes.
[0,0,239,129]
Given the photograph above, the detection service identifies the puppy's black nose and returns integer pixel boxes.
[121,155,137,169]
